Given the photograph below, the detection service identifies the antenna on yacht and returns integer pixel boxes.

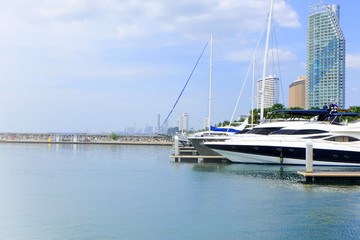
[208,34,214,134]
[260,0,274,122]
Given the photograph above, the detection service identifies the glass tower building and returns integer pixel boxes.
[307,3,345,109]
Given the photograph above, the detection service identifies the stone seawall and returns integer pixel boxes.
[0,133,173,145]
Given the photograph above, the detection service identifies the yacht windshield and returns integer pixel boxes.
[270,129,328,135]
[324,136,360,142]
[247,127,282,135]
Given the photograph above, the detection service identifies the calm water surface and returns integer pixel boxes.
[0,143,359,240]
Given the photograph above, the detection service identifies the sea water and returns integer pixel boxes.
[0,143,359,240]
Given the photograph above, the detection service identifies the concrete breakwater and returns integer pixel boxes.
[0,133,173,145]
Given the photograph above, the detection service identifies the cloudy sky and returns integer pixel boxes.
[0,0,359,132]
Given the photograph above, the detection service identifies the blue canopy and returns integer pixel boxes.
[210,126,240,133]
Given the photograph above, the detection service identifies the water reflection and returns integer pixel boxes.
[192,163,303,181]
[188,162,360,191]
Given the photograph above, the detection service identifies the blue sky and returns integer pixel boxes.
[0,0,359,132]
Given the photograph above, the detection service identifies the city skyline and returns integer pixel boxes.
[0,0,360,132]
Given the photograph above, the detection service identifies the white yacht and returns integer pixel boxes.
[189,109,329,156]
[205,110,360,166]
[188,120,250,156]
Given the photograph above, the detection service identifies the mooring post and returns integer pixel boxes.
[174,136,180,156]
[306,140,313,173]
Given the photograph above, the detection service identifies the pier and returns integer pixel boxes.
[169,136,229,163]
[169,146,228,163]
[0,133,172,145]
[297,171,360,184]
[297,140,360,184]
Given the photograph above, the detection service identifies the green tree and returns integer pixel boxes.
[222,120,230,126]
[167,127,179,136]
[288,107,303,110]
[109,133,118,140]
[341,106,360,122]
[270,103,285,111]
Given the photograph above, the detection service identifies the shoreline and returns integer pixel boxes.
[0,133,173,146]
[0,140,173,146]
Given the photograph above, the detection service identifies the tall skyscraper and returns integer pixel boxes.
[289,76,307,109]
[307,3,345,109]
[179,113,188,132]
[257,76,279,109]
[157,114,160,134]
[204,117,209,130]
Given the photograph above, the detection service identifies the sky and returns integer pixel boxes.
[0,0,360,133]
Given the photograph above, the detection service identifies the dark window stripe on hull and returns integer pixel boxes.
[206,144,360,164]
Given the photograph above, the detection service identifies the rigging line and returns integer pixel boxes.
[272,20,285,106]
[161,39,210,128]
[227,18,267,130]
[270,21,275,77]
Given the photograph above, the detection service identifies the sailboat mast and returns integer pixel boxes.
[208,34,214,132]
[251,57,255,126]
[260,0,274,122]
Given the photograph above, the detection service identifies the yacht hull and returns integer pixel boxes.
[206,141,360,166]
[189,138,222,156]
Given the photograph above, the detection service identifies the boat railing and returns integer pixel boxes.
[234,134,360,145]
[262,118,310,123]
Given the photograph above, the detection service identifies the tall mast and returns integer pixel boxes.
[251,57,255,126]
[260,0,274,122]
[208,34,213,133]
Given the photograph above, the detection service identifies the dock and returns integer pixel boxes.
[297,171,360,184]
[170,138,228,163]
[297,141,360,184]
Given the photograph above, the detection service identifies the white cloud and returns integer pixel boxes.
[117,24,149,40]
[270,48,297,62]
[225,49,255,62]
[0,0,301,48]
[226,48,297,63]
[0,0,304,131]
[346,53,360,69]
[273,1,301,28]
[299,62,307,69]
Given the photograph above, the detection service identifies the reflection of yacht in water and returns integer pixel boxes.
[190,163,305,182]
[205,109,360,166]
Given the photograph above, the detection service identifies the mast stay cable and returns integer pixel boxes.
[161,39,210,128]
[227,15,267,130]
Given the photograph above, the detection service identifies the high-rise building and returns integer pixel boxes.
[289,76,307,109]
[157,114,161,134]
[179,113,188,132]
[307,3,345,109]
[257,76,279,109]
[204,117,209,130]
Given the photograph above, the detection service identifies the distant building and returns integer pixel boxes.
[144,124,153,134]
[157,114,160,133]
[125,127,135,134]
[257,76,279,109]
[204,117,209,130]
[289,76,307,109]
[163,121,168,135]
[307,3,345,109]
[179,113,189,132]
